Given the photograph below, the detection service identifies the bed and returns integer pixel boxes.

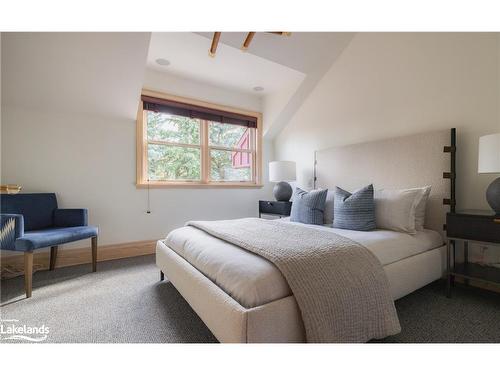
[156,129,455,343]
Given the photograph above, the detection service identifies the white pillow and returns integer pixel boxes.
[414,186,431,231]
[374,187,428,234]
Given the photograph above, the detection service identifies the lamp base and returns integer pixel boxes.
[486,176,500,216]
[273,181,293,201]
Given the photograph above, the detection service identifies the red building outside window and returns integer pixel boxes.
[231,129,251,168]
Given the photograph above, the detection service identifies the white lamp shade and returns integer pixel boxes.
[478,133,500,174]
[269,161,296,182]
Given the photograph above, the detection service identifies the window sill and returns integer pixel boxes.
[136,181,264,189]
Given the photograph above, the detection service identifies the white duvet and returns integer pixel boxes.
[165,219,443,309]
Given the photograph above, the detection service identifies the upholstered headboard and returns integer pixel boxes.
[314,129,455,233]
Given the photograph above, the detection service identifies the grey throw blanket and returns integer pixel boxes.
[187,218,401,343]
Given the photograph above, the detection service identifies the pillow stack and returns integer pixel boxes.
[291,184,432,234]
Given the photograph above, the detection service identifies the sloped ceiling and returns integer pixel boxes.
[151,32,356,137]
[260,33,356,139]
[148,32,305,96]
[1,32,356,138]
[1,32,151,120]
[195,32,354,74]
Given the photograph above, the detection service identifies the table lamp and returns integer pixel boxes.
[478,133,500,215]
[269,161,296,201]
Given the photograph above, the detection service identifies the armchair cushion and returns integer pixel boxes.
[1,214,24,250]
[54,209,88,227]
[15,226,98,251]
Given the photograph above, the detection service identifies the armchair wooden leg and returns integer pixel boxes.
[24,251,33,298]
[91,236,97,272]
[49,246,58,271]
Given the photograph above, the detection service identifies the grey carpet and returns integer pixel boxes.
[1,255,499,343]
[1,255,217,343]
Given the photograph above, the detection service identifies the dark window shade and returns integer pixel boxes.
[142,95,257,128]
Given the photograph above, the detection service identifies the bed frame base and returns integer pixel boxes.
[156,240,445,343]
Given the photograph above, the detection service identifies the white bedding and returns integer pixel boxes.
[165,219,443,309]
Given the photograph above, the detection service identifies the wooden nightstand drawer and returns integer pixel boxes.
[446,212,500,243]
[259,200,292,217]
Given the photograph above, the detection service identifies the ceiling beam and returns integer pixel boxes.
[209,32,221,57]
[267,32,292,37]
[241,32,256,51]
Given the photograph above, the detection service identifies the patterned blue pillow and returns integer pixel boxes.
[290,188,328,225]
[333,184,376,231]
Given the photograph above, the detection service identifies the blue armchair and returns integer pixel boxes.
[1,193,98,298]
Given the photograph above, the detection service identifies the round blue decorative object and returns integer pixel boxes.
[486,177,500,216]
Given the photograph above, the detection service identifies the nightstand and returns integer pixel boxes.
[446,210,500,297]
[259,200,292,218]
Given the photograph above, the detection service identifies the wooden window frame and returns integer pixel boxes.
[136,89,263,188]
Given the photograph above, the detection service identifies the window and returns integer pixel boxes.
[137,90,262,187]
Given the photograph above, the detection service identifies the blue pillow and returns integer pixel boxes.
[333,184,376,231]
[290,188,328,225]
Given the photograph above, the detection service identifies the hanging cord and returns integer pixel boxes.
[146,179,151,214]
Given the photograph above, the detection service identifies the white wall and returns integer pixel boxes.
[261,79,305,136]
[2,33,152,119]
[274,33,500,212]
[264,33,355,139]
[1,35,274,252]
[498,34,500,121]
[1,105,273,248]
[143,69,262,112]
